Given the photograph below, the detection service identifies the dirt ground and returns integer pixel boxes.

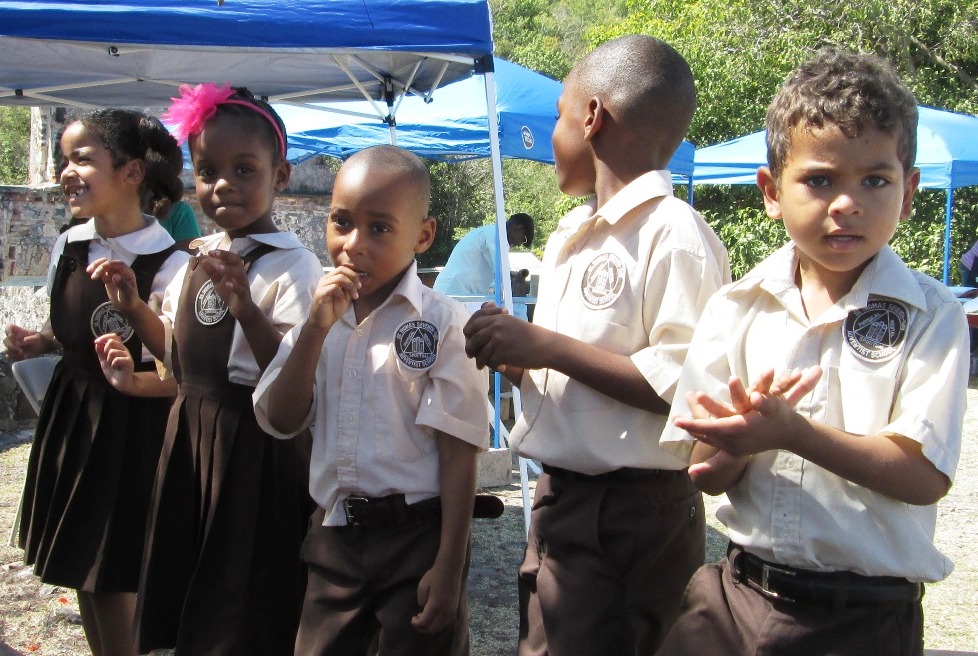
[2,389,977,655]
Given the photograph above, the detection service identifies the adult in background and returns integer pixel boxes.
[434,212,534,297]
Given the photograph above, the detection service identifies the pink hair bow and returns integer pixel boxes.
[162,83,235,145]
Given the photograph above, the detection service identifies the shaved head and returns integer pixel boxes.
[571,35,696,155]
[344,145,431,215]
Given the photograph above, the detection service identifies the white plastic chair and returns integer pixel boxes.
[8,356,59,546]
[11,356,58,415]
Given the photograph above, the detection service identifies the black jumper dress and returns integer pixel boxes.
[136,246,311,655]
[19,239,175,592]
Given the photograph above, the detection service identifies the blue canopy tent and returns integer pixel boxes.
[276,56,696,180]
[693,106,978,283]
[0,0,557,528]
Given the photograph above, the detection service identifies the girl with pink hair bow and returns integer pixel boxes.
[89,84,322,655]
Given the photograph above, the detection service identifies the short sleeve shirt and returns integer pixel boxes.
[253,262,490,525]
[509,170,731,474]
[661,243,969,581]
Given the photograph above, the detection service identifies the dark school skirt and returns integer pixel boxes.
[18,356,170,592]
[136,382,311,655]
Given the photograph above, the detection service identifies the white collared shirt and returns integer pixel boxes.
[159,231,322,386]
[509,170,731,474]
[254,262,490,526]
[48,216,190,361]
[662,242,969,581]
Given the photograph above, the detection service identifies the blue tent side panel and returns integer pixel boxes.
[694,106,978,190]
[0,0,494,53]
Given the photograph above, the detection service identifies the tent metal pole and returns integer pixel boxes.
[483,61,514,454]
[944,188,954,284]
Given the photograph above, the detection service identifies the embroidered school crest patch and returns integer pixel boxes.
[395,320,439,369]
[90,302,134,342]
[580,253,626,309]
[843,298,908,362]
[195,280,229,326]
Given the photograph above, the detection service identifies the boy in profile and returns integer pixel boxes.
[658,48,969,655]
[464,35,730,655]
[254,145,489,655]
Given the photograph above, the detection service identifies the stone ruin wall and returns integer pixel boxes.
[0,159,335,428]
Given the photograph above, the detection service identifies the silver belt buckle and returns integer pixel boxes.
[761,562,796,597]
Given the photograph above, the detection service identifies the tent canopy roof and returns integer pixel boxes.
[279,56,696,176]
[0,0,493,108]
[694,106,978,190]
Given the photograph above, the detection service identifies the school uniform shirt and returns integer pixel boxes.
[661,242,969,582]
[433,223,500,296]
[254,262,490,526]
[509,170,730,475]
[48,217,189,361]
[159,231,323,386]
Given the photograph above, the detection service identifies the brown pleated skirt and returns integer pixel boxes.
[136,382,311,655]
[19,360,170,593]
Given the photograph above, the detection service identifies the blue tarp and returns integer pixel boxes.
[0,0,492,107]
[694,106,978,189]
[0,0,493,51]
[279,57,696,177]
[693,106,978,281]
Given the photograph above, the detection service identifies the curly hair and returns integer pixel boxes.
[78,109,184,218]
[766,47,917,181]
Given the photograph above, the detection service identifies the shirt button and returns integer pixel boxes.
[346,415,353,422]
[348,370,357,378]
[356,328,364,336]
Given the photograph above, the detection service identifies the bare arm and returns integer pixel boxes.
[265,267,360,435]
[412,431,478,634]
[676,372,949,505]
[94,332,176,398]
[87,258,167,359]
[464,303,666,413]
[200,250,283,371]
[4,321,59,361]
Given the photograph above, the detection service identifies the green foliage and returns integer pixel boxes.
[423,159,495,267]
[0,107,30,185]
[702,204,787,279]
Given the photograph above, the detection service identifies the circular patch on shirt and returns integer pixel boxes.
[90,302,134,342]
[195,280,229,326]
[395,320,439,370]
[520,125,535,150]
[580,252,626,309]
[843,298,908,362]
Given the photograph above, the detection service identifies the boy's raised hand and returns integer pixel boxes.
[463,302,544,372]
[308,266,360,331]
[199,250,256,320]
[677,366,822,458]
[411,561,461,635]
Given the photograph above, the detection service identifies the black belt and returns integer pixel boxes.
[542,463,684,483]
[729,544,923,610]
[342,493,504,528]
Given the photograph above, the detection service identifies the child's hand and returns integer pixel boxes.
[199,250,257,321]
[4,324,54,361]
[87,258,141,313]
[411,562,461,635]
[308,266,360,331]
[94,332,137,393]
[463,302,543,372]
[676,366,822,457]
